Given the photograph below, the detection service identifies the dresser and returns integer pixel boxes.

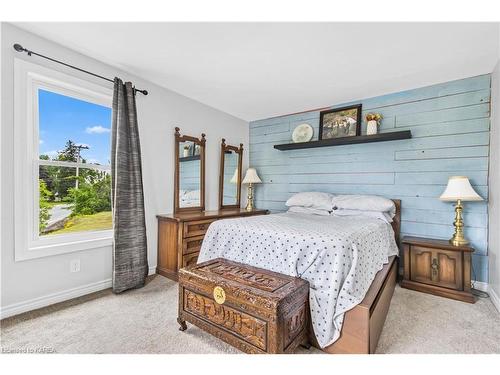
[400,236,475,303]
[156,208,269,281]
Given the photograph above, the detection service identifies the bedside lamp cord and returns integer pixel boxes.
[471,262,489,299]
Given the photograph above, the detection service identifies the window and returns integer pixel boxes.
[38,89,112,236]
[14,59,113,260]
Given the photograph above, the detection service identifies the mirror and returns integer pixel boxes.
[219,139,243,209]
[174,127,205,213]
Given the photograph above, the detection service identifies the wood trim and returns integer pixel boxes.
[173,126,206,214]
[400,279,475,303]
[218,138,243,210]
[402,236,474,252]
[157,208,269,222]
[391,199,401,245]
[463,252,472,292]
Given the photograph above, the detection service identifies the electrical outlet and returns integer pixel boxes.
[70,259,80,273]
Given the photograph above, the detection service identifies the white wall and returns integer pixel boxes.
[0,23,249,317]
[488,26,500,312]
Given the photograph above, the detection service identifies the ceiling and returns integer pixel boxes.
[14,22,500,121]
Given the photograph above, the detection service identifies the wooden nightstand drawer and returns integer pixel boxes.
[410,245,463,290]
[401,236,475,303]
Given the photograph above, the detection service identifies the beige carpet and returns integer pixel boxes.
[1,275,499,354]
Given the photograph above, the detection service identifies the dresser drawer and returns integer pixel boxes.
[182,252,200,268]
[183,219,215,238]
[183,235,205,255]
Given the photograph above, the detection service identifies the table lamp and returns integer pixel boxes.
[440,176,483,246]
[230,168,239,184]
[242,168,262,211]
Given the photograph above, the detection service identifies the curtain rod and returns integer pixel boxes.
[13,43,148,96]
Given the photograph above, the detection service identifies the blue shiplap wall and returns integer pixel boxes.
[249,75,491,282]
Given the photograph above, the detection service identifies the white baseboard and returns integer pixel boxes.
[472,280,489,292]
[489,286,500,313]
[148,266,156,275]
[0,278,112,320]
[1,265,158,320]
[472,280,500,313]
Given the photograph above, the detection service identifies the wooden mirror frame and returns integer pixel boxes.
[174,127,206,213]
[218,138,243,210]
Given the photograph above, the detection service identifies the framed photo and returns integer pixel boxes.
[319,104,362,140]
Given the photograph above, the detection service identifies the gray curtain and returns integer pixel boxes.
[111,78,148,293]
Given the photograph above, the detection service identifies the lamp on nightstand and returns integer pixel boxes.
[440,176,483,246]
[242,168,262,211]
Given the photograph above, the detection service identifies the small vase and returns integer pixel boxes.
[367,120,378,135]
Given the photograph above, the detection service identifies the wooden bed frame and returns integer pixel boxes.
[314,199,401,354]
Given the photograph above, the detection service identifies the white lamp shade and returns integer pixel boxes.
[242,168,262,184]
[440,176,483,202]
[230,168,239,184]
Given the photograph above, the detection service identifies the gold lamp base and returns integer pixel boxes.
[449,199,469,246]
[245,183,254,211]
[450,235,469,247]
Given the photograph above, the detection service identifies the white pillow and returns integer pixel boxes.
[288,206,331,216]
[331,195,395,216]
[183,190,200,200]
[332,209,392,223]
[285,192,334,210]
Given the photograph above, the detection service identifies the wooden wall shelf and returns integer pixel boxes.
[179,155,200,162]
[273,130,412,151]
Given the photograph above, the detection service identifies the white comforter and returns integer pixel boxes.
[198,212,399,348]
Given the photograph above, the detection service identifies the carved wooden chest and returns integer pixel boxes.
[177,258,309,354]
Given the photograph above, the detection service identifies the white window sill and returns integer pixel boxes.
[16,232,113,261]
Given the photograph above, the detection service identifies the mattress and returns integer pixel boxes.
[198,212,399,348]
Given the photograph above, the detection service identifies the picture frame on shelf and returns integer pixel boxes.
[319,104,362,140]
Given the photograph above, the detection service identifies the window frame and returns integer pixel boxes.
[14,58,113,261]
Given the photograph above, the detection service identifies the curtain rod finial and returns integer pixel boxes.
[13,43,25,52]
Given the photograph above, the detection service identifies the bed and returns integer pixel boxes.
[198,199,401,354]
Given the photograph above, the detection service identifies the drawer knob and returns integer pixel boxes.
[198,224,206,230]
[431,258,439,275]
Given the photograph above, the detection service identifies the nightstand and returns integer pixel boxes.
[400,236,475,303]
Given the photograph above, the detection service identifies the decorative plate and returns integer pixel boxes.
[292,123,313,143]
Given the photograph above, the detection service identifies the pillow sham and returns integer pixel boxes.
[285,192,334,210]
[331,194,395,216]
[183,190,200,200]
[332,208,393,223]
[287,206,331,216]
